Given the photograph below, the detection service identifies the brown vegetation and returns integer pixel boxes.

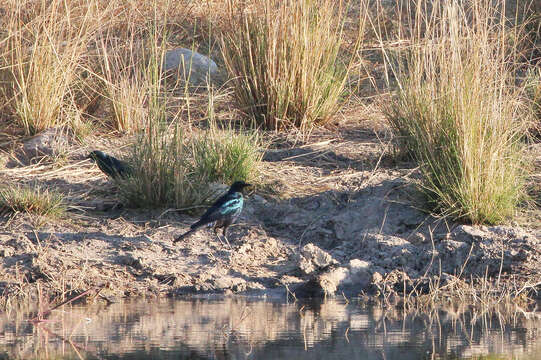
[0,0,539,309]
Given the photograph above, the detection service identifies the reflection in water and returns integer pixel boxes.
[0,298,539,359]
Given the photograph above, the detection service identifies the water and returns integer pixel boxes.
[0,298,539,359]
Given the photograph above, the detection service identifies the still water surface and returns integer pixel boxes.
[0,298,539,359]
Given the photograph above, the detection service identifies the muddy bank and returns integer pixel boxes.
[1,155,539,304]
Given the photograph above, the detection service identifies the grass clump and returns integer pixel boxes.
[121,123,261,210]
[383,0,530,224]
[116,18,261,210]
[2,0,102,135]
[221,0,363,131]
[121,120,261,210]
[0,185,66,219]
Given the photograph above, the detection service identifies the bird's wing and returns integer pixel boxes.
[199,192,243,222]
[218,195,243,215]
[105,156,132,178]
[189,192,228,228]
[199,192,228,217]
[96,157,116,177]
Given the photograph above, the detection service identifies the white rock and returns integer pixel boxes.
[163,48,218,85]
[319,267,349,295]
[348,259,372,287]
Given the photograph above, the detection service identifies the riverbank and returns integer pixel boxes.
[1,123,540,307]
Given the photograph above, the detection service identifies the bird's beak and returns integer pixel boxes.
[244,183,254,195]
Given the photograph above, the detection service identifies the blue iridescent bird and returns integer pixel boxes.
[87,150,133,180]
[173,181,252,247]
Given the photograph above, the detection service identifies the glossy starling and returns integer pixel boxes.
[173,181,252,247]
[87,150,133,180]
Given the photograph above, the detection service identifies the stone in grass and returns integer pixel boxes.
[22,127,70,157]
[11,127,71,166]
[163,48,218,86]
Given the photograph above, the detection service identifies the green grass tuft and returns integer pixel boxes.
[190,125,261,185]
[383,0,531,225]
[120,123,261,210]
[0,185,66,219]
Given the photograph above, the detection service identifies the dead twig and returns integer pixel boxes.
[29,285,104,323]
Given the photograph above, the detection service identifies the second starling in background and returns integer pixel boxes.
[88,150,133,180]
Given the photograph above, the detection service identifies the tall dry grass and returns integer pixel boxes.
[382,0,531,224]
[97,31,148,133]
[221,0,365,131]
[115,17,261,210]
[1,0,104,135]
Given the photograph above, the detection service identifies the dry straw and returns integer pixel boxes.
[2,0,103,135]
[221,0,365,131]
[382,0,531,224]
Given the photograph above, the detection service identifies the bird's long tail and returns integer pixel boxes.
[173,220,205,243]
[173,228,196,243]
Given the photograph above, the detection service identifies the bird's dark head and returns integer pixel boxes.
[87,150,107,162]
[229,181,252,192]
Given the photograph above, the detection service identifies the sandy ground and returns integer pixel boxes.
[0,121,540,305]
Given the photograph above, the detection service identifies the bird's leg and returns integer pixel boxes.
[222,226,232,249]
[213,227,226,247]
[221,235,231,249]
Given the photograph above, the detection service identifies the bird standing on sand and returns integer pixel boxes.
[173,181,252,247]
[87,150,133,180]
